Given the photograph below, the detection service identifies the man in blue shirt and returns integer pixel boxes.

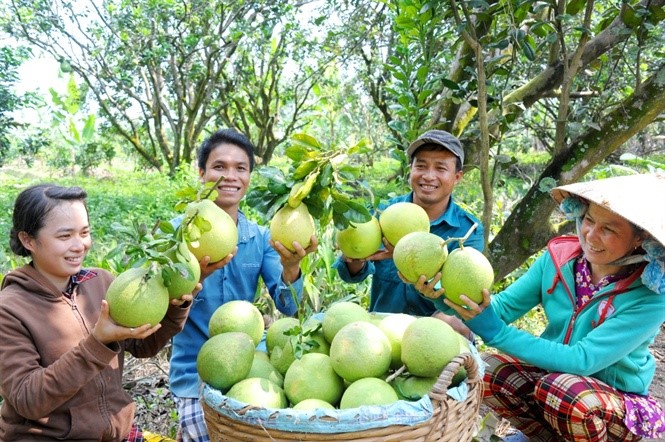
[334,130,483,324]
[169,128,317,442]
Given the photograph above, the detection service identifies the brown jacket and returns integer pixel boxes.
[0,265,190,441]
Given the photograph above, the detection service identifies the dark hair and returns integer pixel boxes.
[197,128,256,172]
[411,143,463,172]
[10,184,88,257]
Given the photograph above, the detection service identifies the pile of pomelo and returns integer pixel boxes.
[196,300,472,410]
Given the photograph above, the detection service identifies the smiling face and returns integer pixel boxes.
[409,149,463,215]
[199,142,252,214]
[20,200,91,291]
[580,202,645,277]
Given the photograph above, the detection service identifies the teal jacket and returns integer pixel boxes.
[334,192,483,316]
[467,236,665,395]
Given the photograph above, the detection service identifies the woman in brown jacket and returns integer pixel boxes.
[0,184,195,441]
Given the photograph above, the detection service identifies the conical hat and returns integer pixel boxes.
[550,173,665,247]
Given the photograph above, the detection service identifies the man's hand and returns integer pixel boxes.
[271,234,319,284]
[198,247,237,281]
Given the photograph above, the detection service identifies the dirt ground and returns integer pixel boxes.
[127,326,665,440]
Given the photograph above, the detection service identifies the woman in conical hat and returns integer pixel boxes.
[420,173,665,441]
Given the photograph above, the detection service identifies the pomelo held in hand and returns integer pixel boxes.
[162,242,201,299]
[393,231,448,283]
[441,245,494,305]
[208,300,264,346]
[335,216,383,259]
[378,202,429,246]
[106,267,170,328]
[269,203,315,252]
[185,199,238,263]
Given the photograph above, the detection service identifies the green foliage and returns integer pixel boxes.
[246,133,375,230]
[0,45,40,165]
[0,169,192,275]
[45,73,114,174]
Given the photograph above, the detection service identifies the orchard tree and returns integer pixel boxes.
[4,0,333,174]
[0,44,38,165]
[336,0,665,279]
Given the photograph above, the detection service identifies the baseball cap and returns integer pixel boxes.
[406,130,465,164]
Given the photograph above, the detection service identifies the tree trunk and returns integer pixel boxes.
[488,63,665,280]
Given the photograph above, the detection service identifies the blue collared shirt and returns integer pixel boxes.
[169,211,303,398]
[333,193,484,316]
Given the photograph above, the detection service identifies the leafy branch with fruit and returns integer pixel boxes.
[245,133,375,229]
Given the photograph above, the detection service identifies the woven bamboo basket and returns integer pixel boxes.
[203,351,483,442]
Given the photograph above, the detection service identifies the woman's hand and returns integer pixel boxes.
[443,289,492,321]
[92,300,161,344]
[169,282,203,306]
[432,311,474,341]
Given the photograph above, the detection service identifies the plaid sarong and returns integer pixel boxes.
[173,396,210,442]
[123,424,144,442]
[482,353,662,441]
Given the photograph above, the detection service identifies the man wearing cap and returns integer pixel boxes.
[333,129,484,322]
[424,174,665,441]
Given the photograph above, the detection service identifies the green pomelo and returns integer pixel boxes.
[106,267,170,328]
[208,300,264,346]
[305,329,331,356]
[451,334,470,387]
[270,341,296,376]
[292,398,336,411]
[340,377,399,409]
[226,377,287,409]
[322,301,371,344]
[269,203,315,252]
[254,350,271,363]
[265,317,299,354]
[336,217,383,259]
[368,312,388,327]
[378,202,430,246]
[401,317,460,378]
[457,333,471,353]
[440,246,494,305]
[393,375,437,401]
[284,353,344,406]
[162,243,201,299]
[329,321,391,382]
[246,357,284,388]
[196,332,255,392]
[185,199,238,263]
[299,318,330,355]
[377,313,417,369]
[393,231,448,283]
